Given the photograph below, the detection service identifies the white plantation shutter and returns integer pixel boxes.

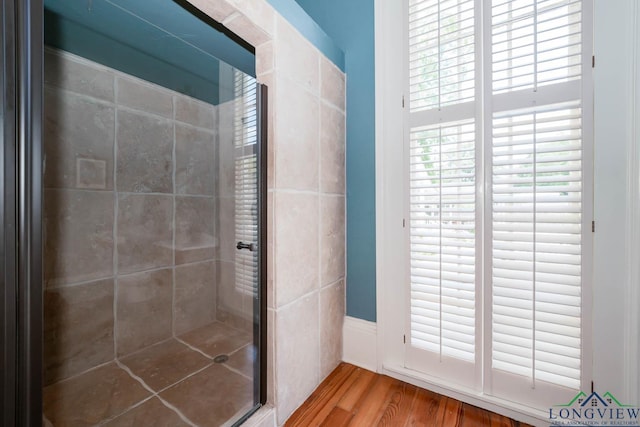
[492,0,582,94]
[491,102,582,391]
[409,0,475,110]
[488,0,586,403]
[405,0,591,407]
[234,71,258,296]
[410,121,476,362]
[406,0,479,385]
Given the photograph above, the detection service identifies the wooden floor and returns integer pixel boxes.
[285,363,532,427]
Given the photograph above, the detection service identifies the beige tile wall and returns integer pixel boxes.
[266,37,347,424]
[43,48,221,384]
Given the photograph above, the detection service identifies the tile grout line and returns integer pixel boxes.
[95,395,156,426]
[227,341,251,357]
[122,260,206,277]
[321,276,346,291]
[45,359,114,387]
[41,187,216,198]
[115,360,199,427]
[47,49,222,129]
[270,188,345,197]
[172,93,178,340]
[155,395,200,427]
[118,336,176,360]
[271,32,278,194]
[43,187,342,199]
[317,57,323,385]
[270,75,277,310]
[114,331,252,427]
[46,277,115,291]
[117,336,235,396]
[174,336,214,360]
[45,82,216,132]
[46,258,220,291]
[43,189,215,198]
[212,101,220,324]
[320,96,346,115]
[113,76,120,361]
[220,362,253,382]
[153,361,214,395]
[275,286,329,313]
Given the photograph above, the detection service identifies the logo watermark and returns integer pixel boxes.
[549,391,640,426]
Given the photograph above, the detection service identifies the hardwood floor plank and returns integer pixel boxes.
[440,397,462,427]
[336,368,377,412]
[441,397,462,426]
[489,411,519,427]
[319,407,353,427]
[285,363,355,426]
[348,375,396,426]
[304,366,366,425]
[404,387,446,427]
[377,381,418,426]
[459,402,491,427]
[286,363,533,427]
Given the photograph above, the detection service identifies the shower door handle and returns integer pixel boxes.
[236,241,255,252]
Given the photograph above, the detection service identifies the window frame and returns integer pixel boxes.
[375,0,594,422]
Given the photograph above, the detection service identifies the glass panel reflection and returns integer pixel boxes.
[41,1,261,425]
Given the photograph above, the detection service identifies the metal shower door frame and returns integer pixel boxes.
[1,0,44,426]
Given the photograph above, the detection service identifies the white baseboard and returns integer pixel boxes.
[342,316,378,372]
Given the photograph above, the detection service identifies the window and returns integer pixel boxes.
[234,70,258,296]
[405,0,592,408]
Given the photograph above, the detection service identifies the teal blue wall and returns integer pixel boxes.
[284,0,377,322]
[45,0,347,102]
[266,0,344,71]
[45,0,256,105]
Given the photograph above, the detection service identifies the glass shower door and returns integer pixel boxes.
[39,1,266,426]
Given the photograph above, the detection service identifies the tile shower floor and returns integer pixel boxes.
[43,321,256,427]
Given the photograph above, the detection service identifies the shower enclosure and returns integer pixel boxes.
[1,0,267,425]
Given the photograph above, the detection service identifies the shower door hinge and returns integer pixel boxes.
[592,220,595,232]
[403,334,406,344]
[402,95,405,108]
[403,218,406,228]
[592,55,595,68]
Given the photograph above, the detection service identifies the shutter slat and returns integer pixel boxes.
[410,117,476,363]
[492,0,582,94]
[492,101,583,389]
[409,0,475,111]
[233,71,259,296]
